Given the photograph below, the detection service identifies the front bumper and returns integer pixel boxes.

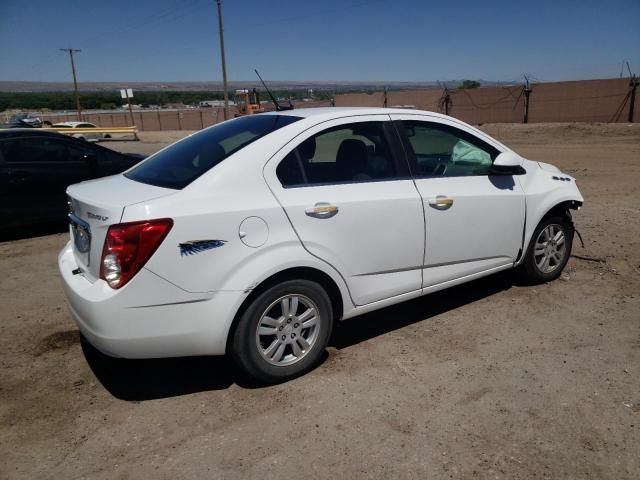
[58,242,245,358]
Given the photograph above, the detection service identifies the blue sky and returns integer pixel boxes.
[0,0,638,82]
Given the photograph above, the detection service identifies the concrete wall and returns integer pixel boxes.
[41,108,224,131]
[37,78,638,130]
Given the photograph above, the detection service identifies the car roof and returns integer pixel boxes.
[0,128,70,139]
[268,106,450,120]
[0,128,135,157]
[257,106,510,153]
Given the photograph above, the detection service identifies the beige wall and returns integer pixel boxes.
[39,78,638,130]
[336,78,638,124]
[42,108,225,131]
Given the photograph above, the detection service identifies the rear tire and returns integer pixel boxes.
[520,215,573,283]
[230,279,333,384]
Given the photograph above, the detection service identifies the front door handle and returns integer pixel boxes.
[305,202,339,218]
[428,195,454,210]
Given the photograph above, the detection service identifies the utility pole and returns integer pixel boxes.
[60,48,82,121]
[625,62,638,123]
[628,75,638,123]
[523,75,532,124]
[444,88,451,115]
[216,0,229,120]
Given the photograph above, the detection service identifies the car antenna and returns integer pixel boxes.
[254,69,294,111]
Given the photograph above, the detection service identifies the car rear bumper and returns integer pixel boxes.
[58,242,245,358]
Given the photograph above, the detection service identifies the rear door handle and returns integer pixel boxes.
[428,195,454,210]
[305,202,339,218]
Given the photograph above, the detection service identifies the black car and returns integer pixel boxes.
[0,113,43,129]
[0,129,145,230]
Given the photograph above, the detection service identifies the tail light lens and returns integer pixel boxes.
[100,219,173,289]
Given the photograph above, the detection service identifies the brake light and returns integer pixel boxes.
[100,219,173,289]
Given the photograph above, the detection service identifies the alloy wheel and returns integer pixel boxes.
[533,223,567,274]
[255,294,320,366]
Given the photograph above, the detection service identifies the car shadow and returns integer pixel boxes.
[330,270,515,350]
[82,270,516,401]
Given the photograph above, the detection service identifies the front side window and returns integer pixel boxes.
[400,121,499,177]
[277,121,401,187]
[126,114,301,189]
[12,138,81,163]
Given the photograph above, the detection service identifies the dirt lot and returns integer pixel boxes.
[1,123,638,479]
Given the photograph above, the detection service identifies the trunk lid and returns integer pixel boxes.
[66,174,176,281]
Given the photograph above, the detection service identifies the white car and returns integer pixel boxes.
[51,122,109,142]
[58,108,583,383]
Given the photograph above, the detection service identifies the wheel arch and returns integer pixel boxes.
[225,266,345,354]
[521,197,582,263]
[540,199,581,223]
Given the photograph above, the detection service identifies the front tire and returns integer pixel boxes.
[230,279,333,384]
[520,215,573,283]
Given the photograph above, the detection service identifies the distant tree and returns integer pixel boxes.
[458,80,481,90]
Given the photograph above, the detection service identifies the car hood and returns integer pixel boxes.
[537,161,561,173]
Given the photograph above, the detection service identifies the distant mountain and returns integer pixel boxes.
[0,79,509,92]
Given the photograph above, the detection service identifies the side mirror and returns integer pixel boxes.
[491,151,526,175]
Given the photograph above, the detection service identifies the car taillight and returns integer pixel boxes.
[100,219,173,289]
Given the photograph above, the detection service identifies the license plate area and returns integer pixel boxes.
[69,213,92,265]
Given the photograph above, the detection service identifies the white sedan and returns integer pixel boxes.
[51,121,109,142]
[58,108,583,383]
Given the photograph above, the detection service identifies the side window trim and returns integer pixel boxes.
[381,121,412,178]
[392,120,418,177]
[394,120,500,179]
[293,148,308,185]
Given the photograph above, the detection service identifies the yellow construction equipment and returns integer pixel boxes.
[234,88,264,116]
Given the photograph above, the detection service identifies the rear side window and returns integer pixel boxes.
[126,114,301,189]
[276,121,404,187]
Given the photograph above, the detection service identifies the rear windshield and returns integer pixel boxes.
[125,114,301,189]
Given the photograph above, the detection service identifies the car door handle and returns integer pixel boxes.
[428,195,454,209]
[305,202,339,218]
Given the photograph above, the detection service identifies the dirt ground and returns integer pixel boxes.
[1,123,638,479]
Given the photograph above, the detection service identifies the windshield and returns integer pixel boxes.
[125,114,301,189]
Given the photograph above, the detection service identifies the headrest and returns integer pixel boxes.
[336,139,368,163]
